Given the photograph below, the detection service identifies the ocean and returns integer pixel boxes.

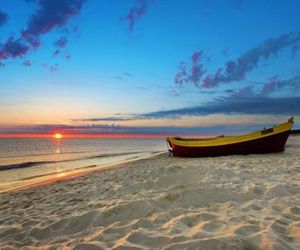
[0,138,166,192]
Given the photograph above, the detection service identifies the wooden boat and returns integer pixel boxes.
[166,117,294,157]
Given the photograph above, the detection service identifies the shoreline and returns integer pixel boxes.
[0,151,164,194]
[0,138,299,249]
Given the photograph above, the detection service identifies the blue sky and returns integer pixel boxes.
[0,0,300,135]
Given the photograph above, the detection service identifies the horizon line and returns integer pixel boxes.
[0,133,213,139]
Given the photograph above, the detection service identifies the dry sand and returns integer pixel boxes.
[0,138,300,249]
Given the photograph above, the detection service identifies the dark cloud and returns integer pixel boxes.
[191,51,202,64]
[22,0,86,45]
[174,51,207,87]
[175,32,300,89]
[144,96,300,118]
[261,75,280,95]
[53,36,68,56]
[202,68,222,88]
[73,94,300,124]
[226,85,256,97]
[53,49,60,56]
[0,37,30,60]
[190,64,205,87]
[0,0,86,66]
[201,32,300,88]
[0,9,9,27]
[261,74,300,95]
[54,36,68,48]
[122,0,149,33]
[73,116,140,122]
[174,62,187,87]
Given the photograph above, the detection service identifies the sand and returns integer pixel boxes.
[0,138,299,249]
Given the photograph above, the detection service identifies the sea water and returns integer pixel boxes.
[0,138,166,192]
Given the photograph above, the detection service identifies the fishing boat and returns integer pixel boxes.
[166,117,294,157]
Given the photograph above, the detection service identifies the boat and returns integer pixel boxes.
[166,117,294,157]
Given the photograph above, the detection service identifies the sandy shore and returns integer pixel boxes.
[0,138,300,249]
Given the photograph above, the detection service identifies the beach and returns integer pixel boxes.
[0,137,299,249]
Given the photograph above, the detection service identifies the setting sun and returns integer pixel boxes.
[53,133,63,139]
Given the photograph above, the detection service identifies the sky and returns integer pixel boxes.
[0,0,300,136]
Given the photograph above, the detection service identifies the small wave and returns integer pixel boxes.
[86,151,146,159]
[0,161,56,171]
[0,151,147,171]
[0,150,94,159]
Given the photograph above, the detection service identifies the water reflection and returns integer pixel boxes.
[55,140,61,154]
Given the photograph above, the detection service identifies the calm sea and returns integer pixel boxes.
[0,138,166,192]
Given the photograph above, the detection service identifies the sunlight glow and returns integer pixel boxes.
[53,133,63,139]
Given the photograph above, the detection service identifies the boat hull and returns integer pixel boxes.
[168,130,291,157]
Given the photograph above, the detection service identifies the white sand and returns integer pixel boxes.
[0,137,299,249]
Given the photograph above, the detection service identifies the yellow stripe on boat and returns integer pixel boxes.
[167,118,293,148]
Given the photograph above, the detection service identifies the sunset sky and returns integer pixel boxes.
[1,0,300,136]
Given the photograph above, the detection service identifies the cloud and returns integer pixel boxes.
[72,112,160,122]
[261,74,300,95]
[0,9,8,27]
[261,75,280,95]
[0,0,87,66]
[53,36,68,56]
[54,36,68,48]
[115,72,135,81]
[229,85,256,97]
[144,96,300,118]
[190,51,206,87]
[22,60,32,67]
[22,0,87,45]
[175,32,300,89]
[201,32,300,88]
[64,52,71,60]
[43,63,59,72]
[73,116,140,122]
[0,37,30,59]
[0,122,275,136]
[73,94,300,124]
[122,0,149,33]
[174,50,207,87]
[174,62,188,87]
[124,72,134,77]
[53,49,60,56]
[202,68,222,88]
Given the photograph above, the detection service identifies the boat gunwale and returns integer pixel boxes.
[167,119,293,148]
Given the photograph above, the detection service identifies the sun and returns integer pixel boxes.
[53,133,63,139]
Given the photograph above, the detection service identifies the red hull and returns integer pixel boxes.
[169,131,291,157]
